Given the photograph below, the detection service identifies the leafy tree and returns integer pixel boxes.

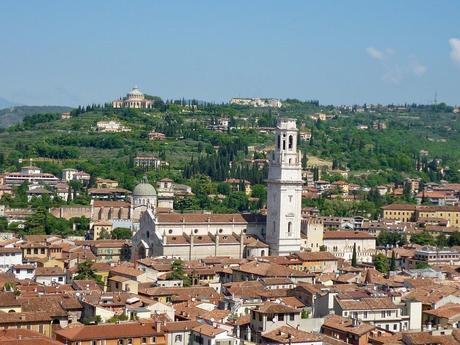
[170,259,191,286]
[436,233,448,247]
[448,232,460,247]
[74,261,103,285]
[410,232,435,246]
[107,313,129,323]
[217,182,231,195]
[251,184,267,206]
[373,254,389,274]
[111,227,132,240]
[99,229,112,240]
[377,231,407,247]
[415,262,430,269]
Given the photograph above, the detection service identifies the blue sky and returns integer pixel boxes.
[0,0,459,106]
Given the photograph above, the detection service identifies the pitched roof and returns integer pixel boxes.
[262,326,321,344]
[34,266,65,276]
[322,314,375,336]
[294,251,339,261]
[257,301,299,314]
[192,324,226,337]
[324,231,375,240]
[157,213,265,224]
[54,320,163,341]
[234,260,311,278]
[336,297,397,311]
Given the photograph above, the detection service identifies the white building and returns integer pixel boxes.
[323,230,376,263]
[0,247,22,272]
[301,217,324,252]
[62,168,90,183]
[266,119,303,255]
[34,267,66,285]
[230,98,282,108]
[11,263,35,280]
[112,86,154,109]
[134,119,303,259]
[4,166,59,186]
[96,120,131,133]
[192,324,239,345]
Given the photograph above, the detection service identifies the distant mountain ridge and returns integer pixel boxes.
[0,105,73,128]
[0,97,19,110]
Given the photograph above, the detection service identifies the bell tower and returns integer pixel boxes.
[266,118,303,255]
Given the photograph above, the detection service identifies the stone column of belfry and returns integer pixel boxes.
[265,118,303,256]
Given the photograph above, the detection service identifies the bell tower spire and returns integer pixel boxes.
[265,118,303,255]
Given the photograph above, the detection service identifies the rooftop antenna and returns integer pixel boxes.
[434,90,438,105]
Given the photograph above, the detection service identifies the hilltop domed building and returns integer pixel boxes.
[112,86,154,109]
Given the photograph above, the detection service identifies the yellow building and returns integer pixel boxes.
[381,204,460,228]
[381,204,417,222]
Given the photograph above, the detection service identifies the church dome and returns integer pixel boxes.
[133,181,157,197]
[128,86,144,97]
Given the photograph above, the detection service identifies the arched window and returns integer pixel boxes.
[283,140,286,150]
[194,229,198,234]
[288,135,293,149]
[261,250,266,256]
[287,222,292,237]
[277,135,281,149]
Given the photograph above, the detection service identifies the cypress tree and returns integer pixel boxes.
[351,243,357,267]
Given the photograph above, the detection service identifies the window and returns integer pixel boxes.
[289,313,295,321]
[34,249,38,254]
[288,135,293,149]
[278,314,284,321]
[152,337,156,343]
[58,277,63,282]
[175,335,182,342]
[287,222,292,237]
[128,339,133,345]
[277,135,281,149]
[364,311,368,319]
[381,311,386,318]
[142,338,147,345]
[118,340,123,345]
[393,324,397,330]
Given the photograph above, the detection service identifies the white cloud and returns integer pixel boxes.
[449,38,460,65]
[366,47,427,83]
[366,47,385,60]
[409,57,427,76]
[382,66,403,85]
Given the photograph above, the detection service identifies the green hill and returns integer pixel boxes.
[0,105,73,128]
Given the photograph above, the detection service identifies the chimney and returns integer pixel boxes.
[156,320,162,332]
